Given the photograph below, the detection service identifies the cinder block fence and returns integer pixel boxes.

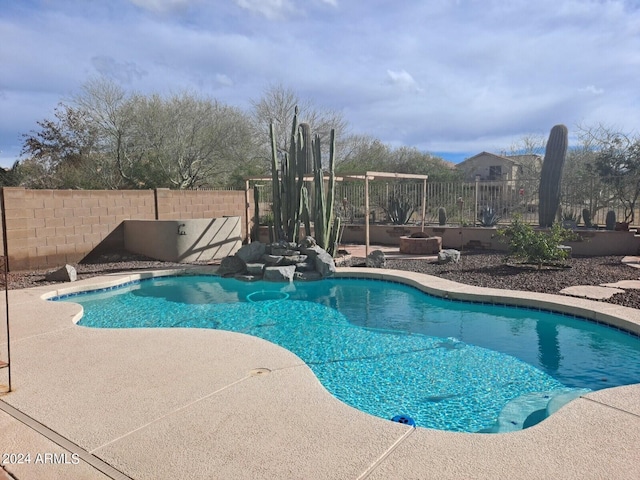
[0,187,250,271]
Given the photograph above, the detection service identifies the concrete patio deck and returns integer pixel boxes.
[1,267,639,479]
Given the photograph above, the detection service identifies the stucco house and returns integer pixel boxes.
[455,152,542,212]
[455,152,542,182]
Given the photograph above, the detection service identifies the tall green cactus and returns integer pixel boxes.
[438,207,447,226]
[606,210,616,230]
[251,185,260,242]
[538,124,568,228]
[311,130,339,255]
[269,122,283,239]
[269,108,340,255]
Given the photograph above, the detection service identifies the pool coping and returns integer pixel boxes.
[1,266,639,479]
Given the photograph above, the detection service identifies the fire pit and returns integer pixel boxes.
[399,235,442,254]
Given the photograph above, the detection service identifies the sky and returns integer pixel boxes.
[1,0,640,168]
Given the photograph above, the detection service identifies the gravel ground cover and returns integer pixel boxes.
[346,251,640,310]
[4,250,640,310]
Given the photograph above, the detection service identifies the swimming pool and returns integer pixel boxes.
[58,274,640,433]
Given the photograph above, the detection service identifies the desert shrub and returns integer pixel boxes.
[497,216,578,269]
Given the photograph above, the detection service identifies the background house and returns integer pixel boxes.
[455,152,542,182]
[455,152,543,214]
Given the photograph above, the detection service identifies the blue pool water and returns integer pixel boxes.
[60,275,640,433]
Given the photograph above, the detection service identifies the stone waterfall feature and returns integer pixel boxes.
[217,238,336,282]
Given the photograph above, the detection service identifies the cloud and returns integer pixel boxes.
[233,0,297,20]
[215,74,234,87]
[91,56,148,84]
[1,0,640,167]
[128,0,196,14]
[579,85,605,95]
[385,69,423,93]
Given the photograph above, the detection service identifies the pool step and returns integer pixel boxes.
[480,388,591,433]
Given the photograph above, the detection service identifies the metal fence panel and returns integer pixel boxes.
[249,175,639,227]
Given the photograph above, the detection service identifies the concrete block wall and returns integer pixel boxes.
[0,188,249,272]
[156,189,247,222]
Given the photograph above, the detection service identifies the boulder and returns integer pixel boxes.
[262,254,284,265]
[217,255,247,276]
[295,260,316,272]
[437,249,461,264]
[301,245,336,277]
[263,265,297,282]
[233,274,261,282]
[235,242,266,263]
[246,263,265,276]
[279,254,308,266]
[271,247,298,256]
[366,250,386,268]
[266,241,295,254]
[294,271,323,281]
[299,236,317,248]
[45,264,77,282]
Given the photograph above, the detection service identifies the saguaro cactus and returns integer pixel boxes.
[538,124,568,228]
[606,210,616,230]
[438,207,447,226]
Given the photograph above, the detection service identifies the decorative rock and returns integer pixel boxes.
[280,254,308,266]
[263,265,297,282]
[266,241,295,254]
[437,249,461,264]
[246,263,265,276]
[234,274,261,282]
[217,255,246,276]
[366,250,386,268]
[299,236,317,248]
[235,242,266,263]
[301,245,336,277]
[45,264,77,282]
[294,271,323,281]
[220,237,336,282]
[295,261,316,272]
[271,248,298,256]
[262,254,284,265]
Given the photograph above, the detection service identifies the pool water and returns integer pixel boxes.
[61,275,640,433]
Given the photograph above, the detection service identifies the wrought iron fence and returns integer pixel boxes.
[250,175,640,228]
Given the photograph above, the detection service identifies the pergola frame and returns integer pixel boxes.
[244,171,429,257]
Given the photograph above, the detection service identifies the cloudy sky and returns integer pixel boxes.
[1,0,639,167]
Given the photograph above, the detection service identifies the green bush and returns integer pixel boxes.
[497,216,578,269]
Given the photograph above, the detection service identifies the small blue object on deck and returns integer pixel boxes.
[391,415,416,426]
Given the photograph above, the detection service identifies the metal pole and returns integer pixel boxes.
[244,180,251,244]
[365,175,370,258]
[475,176,479,227]
[421,179,427,231]
[3,257,9,392]
[0,186,10,392]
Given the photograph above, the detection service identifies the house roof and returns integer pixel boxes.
[456,151,516,167]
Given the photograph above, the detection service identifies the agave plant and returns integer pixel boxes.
[478,207,501,227]
[384,194,416,225]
